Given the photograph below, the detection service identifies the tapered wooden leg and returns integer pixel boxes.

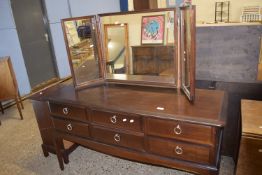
[0,102,4,114]
[63,154,69,164]
[55,138,64,170]
[41,144,49,157]
[15,98,23,120]
[18,92,24,109]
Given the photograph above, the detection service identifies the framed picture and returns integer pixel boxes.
[166,0,176,7]
[141,15,165,45]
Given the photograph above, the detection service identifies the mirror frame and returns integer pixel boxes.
[98,8,179,88]
[61,15,105,90]
[180,6,196,101]
[104,23,130,74]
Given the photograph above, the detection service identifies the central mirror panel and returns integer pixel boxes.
[100,9,177,87]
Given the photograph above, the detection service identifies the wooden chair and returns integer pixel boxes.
[0,56,24,123]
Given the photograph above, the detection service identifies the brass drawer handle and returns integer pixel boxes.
[114,133,120,142]
[63,107,69,115]
[174,124,182,135]
[110,115,117,123]
[259,149,262,153]
[67,123,72,131]
[175,146,183,155]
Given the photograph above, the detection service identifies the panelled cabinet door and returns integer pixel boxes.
[61,16,104,90]
[180,6,196,102]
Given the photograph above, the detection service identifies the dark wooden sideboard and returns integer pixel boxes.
[132,46,174,75]
[236,100,262,175]
[31,83,226,175]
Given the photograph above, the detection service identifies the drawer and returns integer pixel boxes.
[49,102,87,121]
[91,110,142,132]
[147,137,212,165]
[91,126,144,151]
[146,118,214,145]
[52,118,90,138]
[236,137,262,175]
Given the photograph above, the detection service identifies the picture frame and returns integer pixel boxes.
[166,0,176,8]
[141,15,165,45]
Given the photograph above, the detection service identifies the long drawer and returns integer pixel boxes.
[52,118,90,138]
[91,110,142,132]
[91,126,144,151]
[146,118,214,145]
[147,137,213,165]
[49,102,87,122]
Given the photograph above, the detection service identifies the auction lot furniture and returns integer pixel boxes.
[0,56,24,124]
[236,100,262,175]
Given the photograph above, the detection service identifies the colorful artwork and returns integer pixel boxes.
[141,15,165,44]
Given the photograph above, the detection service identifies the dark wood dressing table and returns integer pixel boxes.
[31,84,225,175]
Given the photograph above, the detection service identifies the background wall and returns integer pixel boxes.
[44,0,120,78]
[0,0,120,95]
[0,0,31,95]
[193,0,262,23]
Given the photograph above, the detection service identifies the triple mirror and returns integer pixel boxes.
[62,7,196,101]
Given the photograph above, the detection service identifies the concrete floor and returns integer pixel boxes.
[0,100,235,175]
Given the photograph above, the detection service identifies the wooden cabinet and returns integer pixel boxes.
[31,84,226,175]
[236,100,262,175]
[132,46,175,75]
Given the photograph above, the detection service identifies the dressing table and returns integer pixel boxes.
[31,6,226,175]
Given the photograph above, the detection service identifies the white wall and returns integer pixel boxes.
[193,0,262,23]
[0,0,31,95]
[44,0,120,78]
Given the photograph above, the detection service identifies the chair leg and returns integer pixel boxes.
[18,92,24,109]
[15,98,23,120]
[0,102,4,114]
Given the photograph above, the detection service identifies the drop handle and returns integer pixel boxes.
[175,146,183,155]
[114,134,120,142]
[67,123,72,131]
[174,124,182,135]
[63,107,69,115]
[110,115,117,123]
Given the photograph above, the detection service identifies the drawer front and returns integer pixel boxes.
[52,118,90,138]
[147,137,212,164]
[236,137,262,175]
[146,118,214,145]
[92,110,142,132]
[49,102,87,121]
[91,126,144,151]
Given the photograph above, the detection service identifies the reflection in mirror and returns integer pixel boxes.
[104,24,129,74]
[180,6,196,101]
[100,10,177,85]
[62,17,101,87]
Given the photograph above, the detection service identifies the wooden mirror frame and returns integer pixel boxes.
[180,6,196,101]
[104,23,130,74]
[61,15,105,90]
[98,8,179,88]
[61,7,196,101]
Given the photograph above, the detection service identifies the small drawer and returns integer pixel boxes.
[52,118,90,138]
[49,102,87,121]
[147,137,212,165]
[91,126,144,151]
[146,118,214,145]
[91,110,142,132]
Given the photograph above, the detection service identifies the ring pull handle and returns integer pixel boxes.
[63,107,69,115]
[67,123,72,131]
[174,124,182,135]
[110,115,117,123]
[114,134,120,142]
[175,146,183,155]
